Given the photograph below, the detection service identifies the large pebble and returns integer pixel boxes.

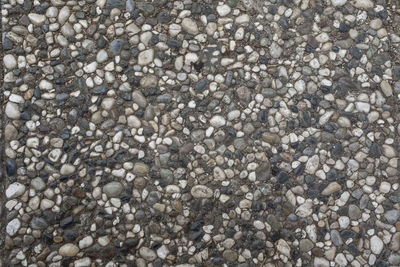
[6,183,26,199]
[181,18,198,35]
[103,182,123,198]
[210,115,226,128]
[370,235,384,254]
[5,102,20,119]
[191,185,213,198]
[59,243,79,257]
[4,55,17,69]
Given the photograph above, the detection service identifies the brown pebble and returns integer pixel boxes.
[37,247,51,261]
[72,188,86,198]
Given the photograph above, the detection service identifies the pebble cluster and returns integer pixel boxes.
[2,0,400,266]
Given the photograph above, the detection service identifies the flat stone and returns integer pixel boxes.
[28,13,46,25]
[210,115,226,128]
[181,18,198,35]
[191,185,213,198]
[352,0,374,9]
[5,102,21,119]
[299,239,314,252]
[31,177,46,191]
[348,204,361,220]
[331,0,347,6]
[270,42,283,59]
[133,162,149,176]
[370,235,383,254]
[139,247,156,261]
[138,49,154,65]
[321,182,341,195]
[6,183,26,199]
[380,80,392,96]
[132,90,147,108]
[103,182,123,198]
[384,210,400,224]
[6,218,21,236]
[277,239,291,257]
[59,243,79,257]
[30,217,48,230]
[60,164,76,175]
[262,132,280,144]
[306,155,319,174]
[4,54,17,69]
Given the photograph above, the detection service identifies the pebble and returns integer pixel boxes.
[181,18,198,35]
[6,183,26,199]
[4,54,17,69]
[191,185,213,198]
[370,235,384,254]
[103,182,123,198]
[6,218,21,236]
[5,102,21,119]
[59,243,79,257]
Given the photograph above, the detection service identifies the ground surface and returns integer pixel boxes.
[2,0,400,266]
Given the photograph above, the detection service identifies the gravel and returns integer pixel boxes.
[2,0,400,266]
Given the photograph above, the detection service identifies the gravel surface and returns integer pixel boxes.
[1,0,400,266]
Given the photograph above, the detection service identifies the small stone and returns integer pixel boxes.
[355,102,370,113]
[379,181,391,193]
[348,204,361,220]
[31,177,46,191]
[6,218,21,236]
[314,257,330,267]
[4,55,17,69]
[380,80,392,96]
[217,4,231,16]
[331,230,343,246]
[277,239,291,257]
[59,243,79,257]
[181,18,198,35]
[96,49,108,63]
[382,145,396,158]
[79,236,94,249]
[352,0,373,9]
[101,98,115,110]
[5,102,21,119]
[28,13,46,25]
[139,247,157,261]
[6,183,26,199]
[74,258,91,267]
[133,162,149,176]
[321,182,341,195]
[60,164,76,175]
[103,182,123,198]
[58,6,70,24]
[306,155,319,174]
[30,217,48,230]
[157,245,169,259]
[296,200,313,217]
[132,90,147,108]
[384,210,400,224]
[138,49,154,65]
[331,0,347,6]
[210,115,226,128]
[6,159,17,176]
[299,239,314,252]
[191,185,213,198]
[83,62,97,73]
[270,42,283,59]
[370,235,383,254]
[262,132,280,144]
[223,250,238,262]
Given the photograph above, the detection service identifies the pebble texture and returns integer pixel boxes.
[1,0,400,266]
